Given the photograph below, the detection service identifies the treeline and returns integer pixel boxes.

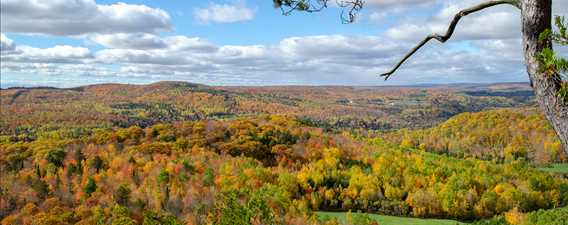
[373,108,567,165]
[1,116,566,224]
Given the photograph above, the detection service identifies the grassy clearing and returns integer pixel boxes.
[316,211,466,225]
[539,163,568,174]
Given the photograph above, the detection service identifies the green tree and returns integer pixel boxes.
[522,207,568,225]
[31,178,50,200]
[203,167,214,187]
[74,149,85,175]
[46,149,66,168]
[157,169,169,184]
[142,211,183,225]
[84,177,97,197]
[213,192,251,225]
[110,204,136,225]
[114,185,131,206]
[92,156,104,173]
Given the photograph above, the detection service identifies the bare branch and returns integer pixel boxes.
[380,0,521,80]
[275,0,329,16]
[274,0,364,23]
[338,0,364,24]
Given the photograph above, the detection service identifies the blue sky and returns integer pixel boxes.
[1,0,567,87]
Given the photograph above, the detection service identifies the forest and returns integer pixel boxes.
[0,82,535,134]
[1,83,567,225]
[2,0,568,224]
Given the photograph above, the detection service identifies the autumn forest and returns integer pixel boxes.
[0,82,566,225]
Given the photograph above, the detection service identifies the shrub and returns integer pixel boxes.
[84,178,97,197]
[46,149,66,168]
[114,185,131,206]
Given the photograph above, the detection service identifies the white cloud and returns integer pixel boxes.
[386,24,429,42]
[0,23,533,86]
[1,32,405,84]
[164,36,218,52]
[1,62,110,77]
[90,34,403,71]
[279,35,402,68]
[3,31,523,85]
[385,0,567,43]
[0,0,171,36]
[194,2,254,24]
[0,33,16,51]
[368,12,388,22]
[90,33,168,50]
[95,48,191,65]
[554,0,568,15]
[385,0,520,42]
[1,39,92,64]
[5,0,568,86]
[89,33,219,55]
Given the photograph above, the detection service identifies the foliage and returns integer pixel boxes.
[114,185,131,206]
[346,211,379,225]
[470,216,508,225]
[0,82,538,137]
[84,177,97,197]
[539,16,568,104]
[471,207,568,225]
[46,149,66,168]
[211,190,277,225]
[1,112,566,224]
[375,109,566,165]
[521,207,568,225]
[504,208,524,225]
[142,211,183,225]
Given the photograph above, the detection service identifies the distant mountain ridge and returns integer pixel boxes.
[1,81,536,135]
[1,80,531,90]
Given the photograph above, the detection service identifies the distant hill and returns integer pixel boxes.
[377,108,566,164]
[0,81,536,135]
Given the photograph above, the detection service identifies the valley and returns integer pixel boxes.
[0,82,566,225]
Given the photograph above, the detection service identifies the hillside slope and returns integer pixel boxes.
[1,81,537,135]
[376,108,567,164]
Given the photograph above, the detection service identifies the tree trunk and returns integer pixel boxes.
[521,0,568,153]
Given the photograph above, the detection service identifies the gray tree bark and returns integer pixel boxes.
[521,0,568,153]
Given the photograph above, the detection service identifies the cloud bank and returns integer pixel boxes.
[0,0,171,36]
[1,0,567,87]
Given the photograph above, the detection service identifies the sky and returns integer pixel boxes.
[0,0,567,88]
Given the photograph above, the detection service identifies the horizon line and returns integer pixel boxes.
[0,80,531,90]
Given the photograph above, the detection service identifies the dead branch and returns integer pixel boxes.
[380,0,521,80]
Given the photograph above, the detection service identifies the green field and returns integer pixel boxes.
[316,211,466,225]
[539,163,568,174]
